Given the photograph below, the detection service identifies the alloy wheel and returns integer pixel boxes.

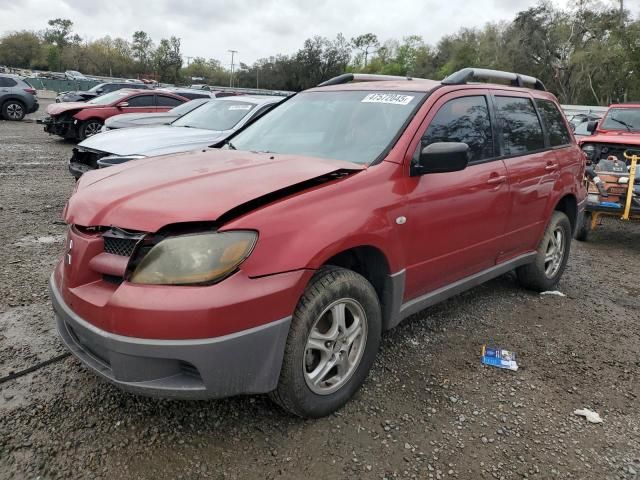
[544,226,565,278]
[303,298,368,395]
[6,103,23,119]
[83,122,102,138]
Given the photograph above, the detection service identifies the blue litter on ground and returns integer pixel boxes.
[599,201,623,208]
[481,345,518,371]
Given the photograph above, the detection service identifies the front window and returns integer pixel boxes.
[87,91,130,105]
[229,91,425,165]
[172,100,256,131]
[89,83,106,93]
[600,107,640,132]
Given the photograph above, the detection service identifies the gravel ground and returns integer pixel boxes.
[1,107,639,480]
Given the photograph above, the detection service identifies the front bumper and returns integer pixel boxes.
[50,275,292,399]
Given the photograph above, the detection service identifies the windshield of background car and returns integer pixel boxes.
[89,84,107,93]
[600,107,640,131]
[172,100,256,130]
[229,91,425,165]
[170,98,210,116]
[87,90,130,105]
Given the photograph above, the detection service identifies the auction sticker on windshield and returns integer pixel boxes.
[362,93,415,105]
[228,105,252,110]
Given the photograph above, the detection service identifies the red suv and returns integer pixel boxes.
[50,69,586,418]
[42,89,188,141]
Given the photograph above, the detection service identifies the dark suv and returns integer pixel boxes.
[0,73,39,120]
[56,82,151,103]
[51,68,586,418]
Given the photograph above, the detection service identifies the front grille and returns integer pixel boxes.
[103,236,138,256]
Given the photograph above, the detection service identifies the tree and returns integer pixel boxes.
[131,31,154,73]
[43,18,80,71]
[351,33,379,67]
[0,31,43,69]
[154,36,182,83]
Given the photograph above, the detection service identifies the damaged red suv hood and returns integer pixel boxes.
[66,149,365,231]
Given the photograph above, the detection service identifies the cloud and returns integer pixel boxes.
[2,0,636,65]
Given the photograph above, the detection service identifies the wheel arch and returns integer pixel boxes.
[554,193,578,234]
[320,245,402,331]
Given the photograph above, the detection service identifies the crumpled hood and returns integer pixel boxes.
[78,125,225,156]
[66,150,365,231]
[47,101,98,116]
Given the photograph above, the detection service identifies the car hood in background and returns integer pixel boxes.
[66,150,365,231]
[105,112,179,129]
[579,132,640,145]
[78,125,227,157]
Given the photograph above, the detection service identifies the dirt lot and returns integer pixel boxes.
[1,106,639,480]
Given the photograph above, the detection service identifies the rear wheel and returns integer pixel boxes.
[2,100,25,121]
[78,119,103,140]
[270,266,381,418]
[517,211,572,291]
[574,211,591,242]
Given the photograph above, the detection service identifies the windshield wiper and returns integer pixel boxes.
[226,141,237,150]
[610,117,633,132]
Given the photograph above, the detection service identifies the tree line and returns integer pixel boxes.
[0,1,637,105]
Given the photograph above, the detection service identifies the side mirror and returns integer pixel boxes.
[96,89,103,94]
[586,121,598,133]
[116,101,129,108]
[412,142,470,176]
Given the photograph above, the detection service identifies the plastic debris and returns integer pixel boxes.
[540,290,566,297]
[481,346,518,371]
[574,408,603,424]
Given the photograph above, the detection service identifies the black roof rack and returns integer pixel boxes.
[317,73,427,87]
[442,68,546,91]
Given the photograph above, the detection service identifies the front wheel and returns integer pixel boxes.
[78,120,103,140]
[270,266,381,418]
[517,211,572,291]
[574,211,591,242]
[2,100,25,121]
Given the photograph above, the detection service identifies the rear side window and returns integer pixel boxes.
[422,95,494,162]
[157,95,183,107]
[0,77,18,87]
[535,99,571,146]
[495,96,545,155]
[127,95,154,107]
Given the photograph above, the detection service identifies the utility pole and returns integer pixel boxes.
[619,0,624,27]
[256,67,259,89]
[185,56,193,67]
[228,49,238,87]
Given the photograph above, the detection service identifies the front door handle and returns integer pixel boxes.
[486,175,507,186]
[545,163,559,171]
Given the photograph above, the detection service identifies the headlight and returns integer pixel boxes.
[130,231,257,285]
[581,144,596,158]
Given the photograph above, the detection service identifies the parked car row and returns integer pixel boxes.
[48,68,588,419]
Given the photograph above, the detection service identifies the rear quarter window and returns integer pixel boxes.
[495,96,545,155]
[535,99,572,146]
[0,77,18,87]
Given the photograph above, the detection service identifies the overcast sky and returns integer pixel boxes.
[0,0,635,66]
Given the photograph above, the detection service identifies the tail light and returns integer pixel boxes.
[23,88,36,95]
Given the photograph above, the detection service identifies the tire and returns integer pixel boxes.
[78,120,103,140]
[517,211,572,291]
[2,100,25,121]
[574,211,591,242]
[270,266,381,418]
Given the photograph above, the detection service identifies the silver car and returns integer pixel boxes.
[0,74,39,120]
[69,95,285,178]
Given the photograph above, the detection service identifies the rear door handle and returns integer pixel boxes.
[545,163,559,171]
[486,175,507,186]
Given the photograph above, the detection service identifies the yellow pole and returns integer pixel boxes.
[622,151,638,221]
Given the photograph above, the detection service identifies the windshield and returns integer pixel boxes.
[89,83,107,93]
[229,91,425,165]
[87,90,130,105]
[600,107,640,132]
[172,100,256,130]
[170,98,210,116]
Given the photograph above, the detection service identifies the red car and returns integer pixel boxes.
[50,68,586,418]
[42,89,188,141]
